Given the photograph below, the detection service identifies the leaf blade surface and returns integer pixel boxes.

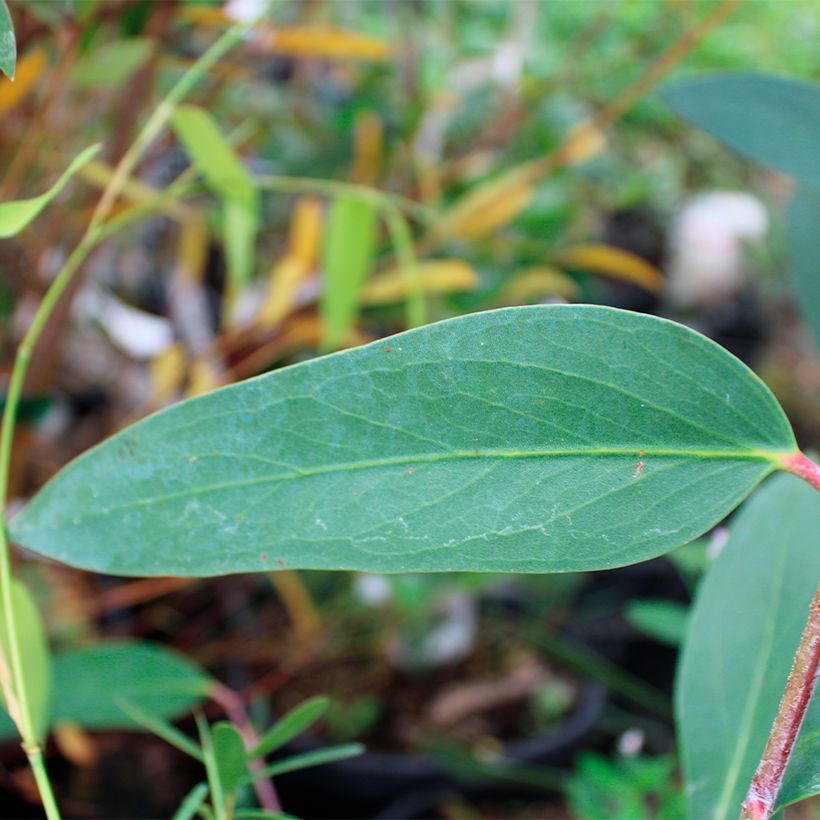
[11,305,796,577]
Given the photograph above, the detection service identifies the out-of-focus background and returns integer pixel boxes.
[1,0,819,817]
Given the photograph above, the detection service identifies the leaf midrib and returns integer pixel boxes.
[32,445,790,523]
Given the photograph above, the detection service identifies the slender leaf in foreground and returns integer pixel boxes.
[11,305,802,577]
[250,696,329,759]
[248,743,365,782]
[116,698,203,762]
[172,782,209,820]
[677,474,820,819]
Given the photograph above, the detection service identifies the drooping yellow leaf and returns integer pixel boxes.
[556,244,664,292]
[258,25,392,62]
[445,172,534,241]
[256,256,310,330]
[289,197,323,272]
[562,121,607,166]
[177,6,232,28]
[351,111,383,185]
[150,343,187,402]
[500,266,581,305]
[256,198,323,330]
[186,359,222,397]
[177,215,209,285]
[362,260,478,305]
[0,47,46,114]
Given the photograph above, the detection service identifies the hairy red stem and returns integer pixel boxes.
[740,584,820,820]
[784,452,820,492]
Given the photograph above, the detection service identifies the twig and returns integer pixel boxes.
[740,584,820,820]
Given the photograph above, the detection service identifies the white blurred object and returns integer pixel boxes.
[75,288,173,360]
[667,192,769,308]
[224,0,267,23]
[353,573,393,607]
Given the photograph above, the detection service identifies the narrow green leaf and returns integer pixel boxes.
[0,0,14,79]
[212,721,249,795]
[778,693,820,810]
[250,696,330,759]
[248,743,365,782]
[171,105,255,207]
[662,74,820,193]
[0,580,51,741]
[117,698,204,762]
[11,306,798,577]
[625,599,688,646]
[0,144,101,238]
[51,640,212,728]
[677,474,820,819]
[235,812,298,820]
[788,188,820,349]
[172,782,209,820]
[197,715,227,820]
[71,37,155,90]
[321,195,378,349]
[172,105,258,289]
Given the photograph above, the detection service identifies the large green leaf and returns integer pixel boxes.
[11,305,799,577]
[321,195,378,350]
[788,188,820,348]
[0,144,101,238]
[779,691,820,810]
[662,74,820,193]
[0,580,51,741]
[677,474,820,819]
[50,640,212,728]
[0,0,14,79]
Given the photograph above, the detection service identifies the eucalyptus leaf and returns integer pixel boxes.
[0,580,51,741]
[788,188,820,348]
[11,305,799,577]
[778,691,820,810]
[0,0,14,79]
[321,195,378,350]
[0,144,101,238]
[677,474,820,819]
[51,640,212,728]
[662,74,820,193]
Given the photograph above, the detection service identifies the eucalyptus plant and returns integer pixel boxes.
[0,5,818,820]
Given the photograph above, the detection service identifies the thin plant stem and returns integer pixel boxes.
[740,584,820,820]
[0,18,258,819]
[211,683,281,814]
[384,205,426,329]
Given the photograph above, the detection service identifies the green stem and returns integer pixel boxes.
[384,205,426,329]
[0,17,256,819]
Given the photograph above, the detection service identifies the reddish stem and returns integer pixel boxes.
[784,452,820,493]
[211,683,281,813]
[740,584,820,820]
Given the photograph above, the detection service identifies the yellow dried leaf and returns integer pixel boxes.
[53,722,99,767]
[556,244,664,292]
[258,25,392,62]
[0,48,47,115]
[351,111,383,185]
[186,359,222,397]
[289,197,323,272]
[178,216,209,285]
[256,256,310,330]
[177,6,231,27]
[362,260,478,305]
[150,343,187,402]
[562,122,606,166]
[499,266,581,305]
[446,173,534,241]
